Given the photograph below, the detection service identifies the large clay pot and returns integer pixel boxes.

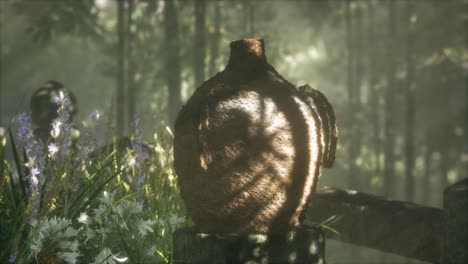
[174,39,336,234]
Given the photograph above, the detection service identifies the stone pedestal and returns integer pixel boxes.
[173,226,325,264]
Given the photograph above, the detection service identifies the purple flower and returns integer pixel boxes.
[18,112,30,124]
[50,89,73,159]
[54,90,72,109]
[17,112,45,225]
[130,115,149,202]
[74,111,101,168]
[18,113,33,141]
[17,112,45,189]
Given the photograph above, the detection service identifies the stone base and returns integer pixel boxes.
[173,225,325,264]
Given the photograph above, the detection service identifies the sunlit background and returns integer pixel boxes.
[0,0,466,263]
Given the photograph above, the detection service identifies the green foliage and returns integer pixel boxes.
[0,105,186,263]
[78,191,157,263]
[13,0,100,44]
[29,217,80,263]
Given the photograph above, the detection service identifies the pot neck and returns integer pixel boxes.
[226,39,268,73]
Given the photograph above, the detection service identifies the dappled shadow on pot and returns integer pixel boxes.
[174,39,335,235]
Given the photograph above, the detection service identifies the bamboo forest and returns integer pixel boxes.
[0,0,467,263]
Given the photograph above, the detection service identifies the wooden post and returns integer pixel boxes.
[173,226,325,264]
[443,177,468,264]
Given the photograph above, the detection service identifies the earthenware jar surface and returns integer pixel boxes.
[174,39,324,234]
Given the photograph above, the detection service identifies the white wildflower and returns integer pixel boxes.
[48,143,59,159]
[77,213,90,224]
[51,119,62,138]
[90,110,101,122]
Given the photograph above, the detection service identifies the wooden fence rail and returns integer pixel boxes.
[306,177,468,263]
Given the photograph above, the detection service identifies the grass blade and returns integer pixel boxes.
[7,128,27,209]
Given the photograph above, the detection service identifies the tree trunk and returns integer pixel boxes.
[116,0,126,136]
[248,1,254,36]
[439,140,449,200]
[209,0,221,77]
[242,0,254,36]
[194,0,206,88]
[353,8,365,256]
[353,6,364,188]
[404,1,415,202]
[384,0,397,198]
[354,7,363,106]
[465,1,468,175]
[164,0,182,126]
[127,0,136,124]
[345,0,355,188]
[0,1,3,125]
[367,1,381,179]
[421,133,433,205]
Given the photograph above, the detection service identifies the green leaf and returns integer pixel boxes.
[135,219,155,237]
[7,128,26,210]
